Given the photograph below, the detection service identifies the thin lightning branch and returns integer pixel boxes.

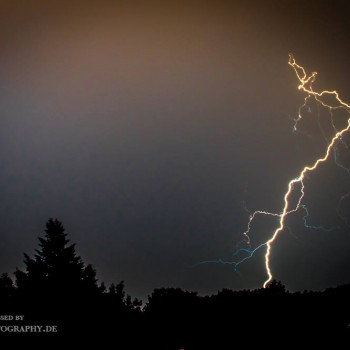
[333,144,350,228]
[293,94,311,132]
[331,124,350,227]
[241,210,281,246]
[195,243,267,272]
[337,191,350,228]
[300,204,338,231]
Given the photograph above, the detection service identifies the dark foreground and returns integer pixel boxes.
[0,219,349,347]
[1,282,350,348]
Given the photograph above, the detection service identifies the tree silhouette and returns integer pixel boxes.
[107,281,142,313]
[15,218,99,299]
[0,273,15,299]
[261,279,287,296]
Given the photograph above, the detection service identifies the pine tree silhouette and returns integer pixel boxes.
[0,273,15,299]
[15,218,99,299]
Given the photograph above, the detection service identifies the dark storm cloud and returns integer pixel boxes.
[1,0,350,300]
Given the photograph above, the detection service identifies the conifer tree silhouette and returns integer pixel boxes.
[0,273,15,299]
[15,218,99,299]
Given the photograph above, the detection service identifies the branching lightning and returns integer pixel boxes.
[262,54,350,287]
[198,55,350,288]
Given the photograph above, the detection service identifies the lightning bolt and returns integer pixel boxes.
[198,54,350,288]
[263,54,350,287]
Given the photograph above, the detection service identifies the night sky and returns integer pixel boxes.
[2,0,350,301]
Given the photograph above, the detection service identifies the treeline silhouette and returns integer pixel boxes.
[0,219,349,347]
